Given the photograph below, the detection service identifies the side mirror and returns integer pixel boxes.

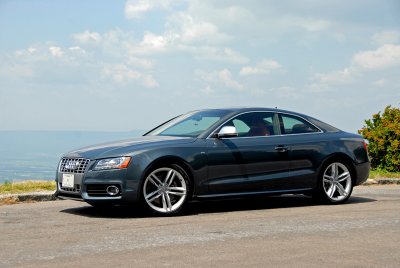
[217,126,238,138]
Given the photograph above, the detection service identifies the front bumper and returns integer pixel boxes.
[55,168,140,204]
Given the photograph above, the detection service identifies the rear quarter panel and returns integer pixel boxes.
[287,131,369,188]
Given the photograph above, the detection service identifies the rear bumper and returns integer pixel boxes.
[354,161,370,185]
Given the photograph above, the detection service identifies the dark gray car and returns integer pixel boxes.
[55,108,370,215]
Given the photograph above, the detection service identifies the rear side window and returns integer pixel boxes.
[280,114,320,135]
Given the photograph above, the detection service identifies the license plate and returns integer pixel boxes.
[62,174,75,188]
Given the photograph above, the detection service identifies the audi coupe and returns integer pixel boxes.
[55,108,370,215]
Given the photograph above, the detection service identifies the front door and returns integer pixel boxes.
[205,112,290,194]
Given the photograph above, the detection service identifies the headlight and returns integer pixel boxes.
[93,157,131,170]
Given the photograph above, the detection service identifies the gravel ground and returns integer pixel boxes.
[0,185,399,267]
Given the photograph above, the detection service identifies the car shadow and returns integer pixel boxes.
[59,194,376,219]
[60,204,150,218]
[187,195,375,215]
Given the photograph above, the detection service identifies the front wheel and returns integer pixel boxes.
[142,165,189,215]
[316,161,353,204]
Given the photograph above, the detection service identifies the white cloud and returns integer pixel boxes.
[125,0,178,19]
[117,31,172,56]
[141,74,159,88]
[125,0,153,19]
[2,41,157,89]
[0,63,34,78]
[275,86,303,99]
[181,19,220,43]
[102,64,139,83]
[27,47,37,54]
[309,42,400,91]
[292,17,331,32]
[16,45,89,63]
[2,0,400,133]
[240,59,281,75]
[14,47,48,62]
[68,46,86,55]
[306,67,359,93]
[166,12,231,44]
[73,30,102,44]
[372,31,400,45]
[221,48,248,64]
[140,32,168,51]
[195,68,243,90]
[313,68,353,84]
[106,25,245,64]
[180,0,335,46]
[101,63,158,88]
[48,46,64,57]
[353,44,400,70]
[218,69,243,90]
[373,79,386,87]
[126,56,154,69]
[188,47,248,64]
[112,30,171,56]
[200,84,213,95]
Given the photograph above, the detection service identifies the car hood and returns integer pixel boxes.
[63,136,196,159]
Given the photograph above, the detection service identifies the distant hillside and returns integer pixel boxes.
[0,130,145,182]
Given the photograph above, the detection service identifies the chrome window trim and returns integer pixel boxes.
[206,110,324,139]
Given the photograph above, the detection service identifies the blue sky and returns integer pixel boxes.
[0,0,399,133]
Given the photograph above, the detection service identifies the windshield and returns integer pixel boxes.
[146,110,229,137]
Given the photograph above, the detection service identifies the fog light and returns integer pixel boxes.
[106,185,120,196]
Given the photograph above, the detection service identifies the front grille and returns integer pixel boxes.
[87,184,121,197]
[59,158,90,174]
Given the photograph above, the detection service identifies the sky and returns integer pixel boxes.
[0,0,399,133]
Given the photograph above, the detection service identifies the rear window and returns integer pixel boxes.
[308,118,340,132]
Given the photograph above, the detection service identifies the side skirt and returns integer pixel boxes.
[194,187,313,199]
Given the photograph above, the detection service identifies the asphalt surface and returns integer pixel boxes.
[0,185,399,268]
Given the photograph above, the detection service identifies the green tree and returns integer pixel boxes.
[359,105,400,172]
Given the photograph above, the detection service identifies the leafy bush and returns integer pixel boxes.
[359,105,400,172]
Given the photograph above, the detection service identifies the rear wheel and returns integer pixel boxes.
[142,164,189,215]
[316,161,353,204]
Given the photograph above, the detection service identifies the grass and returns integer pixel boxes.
[369,169,400,179]
[0,180,56,195]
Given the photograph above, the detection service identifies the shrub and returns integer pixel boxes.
[359,105,400,172]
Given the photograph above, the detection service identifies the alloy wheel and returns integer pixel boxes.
[143,167,188,214]
[322,162,352,202]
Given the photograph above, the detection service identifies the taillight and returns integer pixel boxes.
[363,140,368,153]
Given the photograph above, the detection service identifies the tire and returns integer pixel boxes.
[142,164,190,215]
[315,161,353,204]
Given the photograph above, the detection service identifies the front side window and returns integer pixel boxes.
[223,112,276,137]
[280,114,320,134]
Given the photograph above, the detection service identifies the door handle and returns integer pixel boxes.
[275,145,288,152]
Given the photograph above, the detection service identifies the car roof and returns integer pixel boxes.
[192,107,309,117]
